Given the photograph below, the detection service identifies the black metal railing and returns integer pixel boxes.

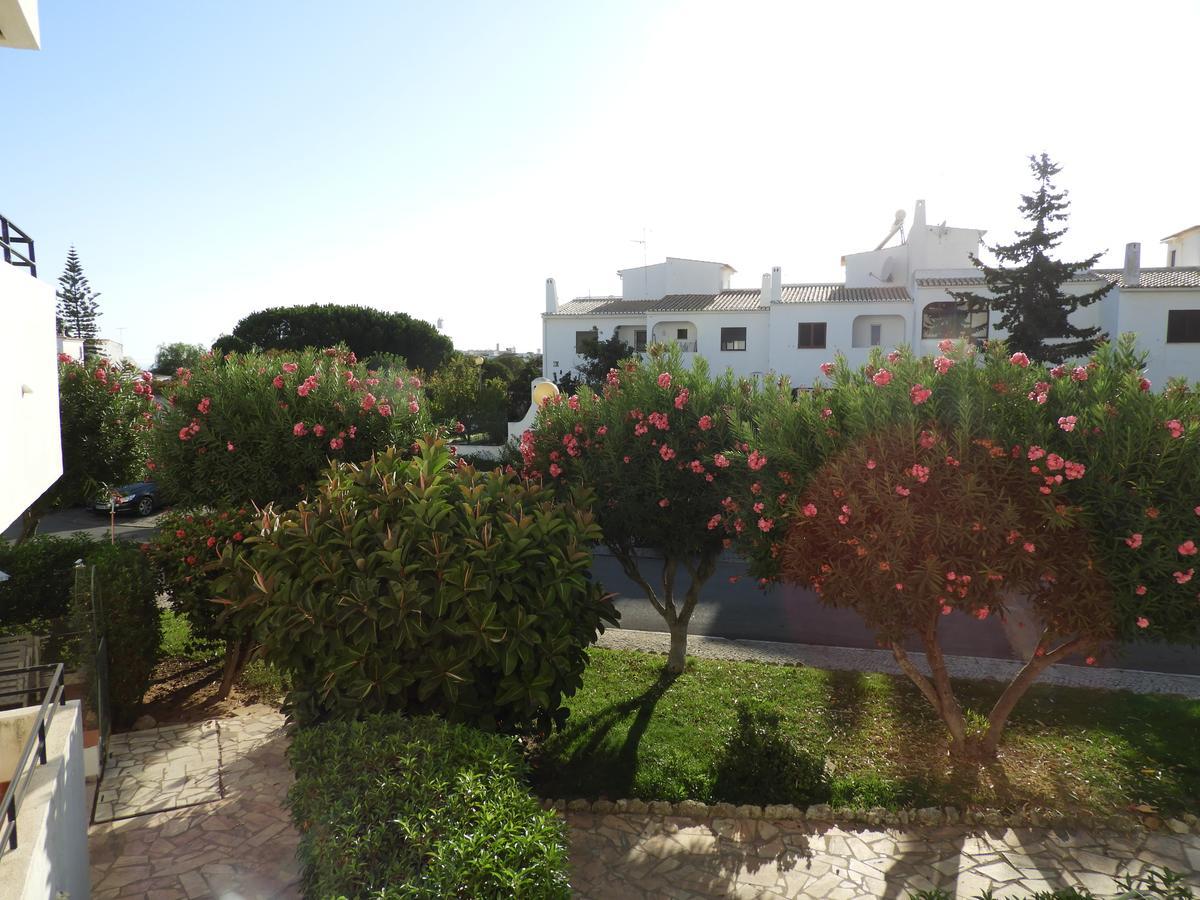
[0,214,36,278]
[0,662,66,857]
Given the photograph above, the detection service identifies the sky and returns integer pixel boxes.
[4,1,1199,367]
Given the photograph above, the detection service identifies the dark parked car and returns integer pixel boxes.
[93,481,159,518]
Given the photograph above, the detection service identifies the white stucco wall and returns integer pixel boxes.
[768,302,912,387]
[618,258,730,300]
[0,0,41,49]
[0,701,89,900]
[1164,230,1200,267]
[0,263,62,532]
[1115,289,1200,385]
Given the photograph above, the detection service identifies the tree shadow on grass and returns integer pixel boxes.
[535,669,679,799]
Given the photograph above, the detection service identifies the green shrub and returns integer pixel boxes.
[288,714,570,899]
[908,865,1195,899]
[231,437,617,730]
[712,702,830,807]
[0,533,97,625]
[74,541,161,725]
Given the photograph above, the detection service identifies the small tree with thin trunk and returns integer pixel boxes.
[520,345,776,674]
[56,247,103,355]
[950,153,1111,363]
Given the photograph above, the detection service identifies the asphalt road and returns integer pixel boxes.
[9,510,1199,676]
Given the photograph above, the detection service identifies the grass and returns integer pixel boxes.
[158,608,286,701]
[531,648,1200,821]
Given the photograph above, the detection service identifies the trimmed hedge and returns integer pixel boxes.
[0,533,97,626]
[288,714,570,899]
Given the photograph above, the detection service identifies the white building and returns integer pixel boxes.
[55,334,125,364]
[542,201,1200,388]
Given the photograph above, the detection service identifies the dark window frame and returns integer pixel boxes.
[634,329,647,351]
[676,327,688,340]
[575,329,596,353]
[720,326,747,351]
[1167,309,1200,343]
[921,302,988,340]
[796,322,827,349]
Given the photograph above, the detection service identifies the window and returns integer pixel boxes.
[1167,309,1200,343]
[870,324,882,346]
[575,330,596,353]
[1169,249,1177,268]
[720,327,747,351]
[635,329,647,351]
[796,322,827,349]
[921,302,988,340]
[676,327,688,340]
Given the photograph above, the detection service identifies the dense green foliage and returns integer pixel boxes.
[522,345,785,671]
[148,346,427,508]
[73,541,161,725]
[19,356,156,541]
[0,533,97,625]
[229,303,453,372]
[425,353,509,443]
[150,341,207,375]
[534,649,1200,820]
[288,714,570,899]
[230,439,617,729]
[950,154,1111,362]
[55,246,101,351]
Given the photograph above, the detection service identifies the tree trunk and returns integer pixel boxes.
[666,621,689,674]
[217,636,254,700]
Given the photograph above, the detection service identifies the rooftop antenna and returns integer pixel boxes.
[874,209,906,251]
[631,227,649,297]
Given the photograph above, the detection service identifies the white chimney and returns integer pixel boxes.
[758,273,771,308]
[770,267,782,305]
[1123,243,1141,287]
[545,277,559,314]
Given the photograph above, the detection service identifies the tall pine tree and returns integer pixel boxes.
[951,154,1111,363]
[56,246,103,355]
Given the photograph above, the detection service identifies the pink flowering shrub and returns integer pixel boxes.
[18,356,158,542]
[150,346,428,508]
[520,345,782,673]
[776,427,1112,760]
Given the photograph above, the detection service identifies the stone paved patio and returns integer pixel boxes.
[88,711,1200,899]
[94,720,222,822]
[89,710,300,899]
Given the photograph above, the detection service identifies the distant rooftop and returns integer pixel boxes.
[551,285,911,315]
[1161,225,1200,242]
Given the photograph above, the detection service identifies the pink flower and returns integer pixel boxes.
[360,392,377,411]
[549,462,562,477]
[1009,351,1030,368]
[1057,415,1077,432]
[197,397,211,414]
[1166,419,1184,439]
[1194,506,1200,516]
[872,369,893,386]
[698,415,713,431]
[887,350,902,363]
[409,376,422,389]
[1064,461,1086,480]
[747,450,768,471]
[1139,377,1152,391]
[272,375,285,389]
[707,514,722,530]
[674,389,689,409]
[293,422,308,436]
[757,517,774,532]
[819,362,835,377]
[1180,540,1198,556]
[1125,533,1143,549]
[1085,656,1096,666]
[909,384,932,405]
[597,425,608,436]
[1136,616,1150,629]
[1050,365,1067,378]
[1175,569,1194,584]
[648,412,670,431]
[567,395,580,411]
[657,372,672,389]
[689,460,705,474]
[894,582,904,591]
[866,458,876,470]
[658,498,670,508]
[329,437,344,450]
[623,455,631,464]
[895,485,911,497]
[1023,542,1036,554]
[975,608,990,620]
[606,369,620,387]
[908,464,930,484]
[1135,585,1147,596]
[941,604,953,615]
[313,424,326,437]
[379,403,393,416]
[1071,366,1088,382]
[937,339,954,353]
[178,426,191,441]
[713,453,730,468]
[1027,446,1046,461]
[1046,453,1065,471]
[933,356,954,375]
[659,444,676,461]
[802,503,818,518]
[821,408,832,419]
[282,362,299,373]
[226,442,235,452]
[919,430,936,450]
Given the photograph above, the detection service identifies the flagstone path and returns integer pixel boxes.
[87,710,1200,899]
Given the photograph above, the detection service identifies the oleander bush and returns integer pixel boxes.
[228,438,617,730]
[288,714,570,899]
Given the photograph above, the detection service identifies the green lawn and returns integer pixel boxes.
[531,649,1200,821]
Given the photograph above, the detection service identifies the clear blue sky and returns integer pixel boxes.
[5,1,1199,366]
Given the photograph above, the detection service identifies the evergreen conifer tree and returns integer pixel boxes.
[951,154,1111,363]
[56,246,103,355]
